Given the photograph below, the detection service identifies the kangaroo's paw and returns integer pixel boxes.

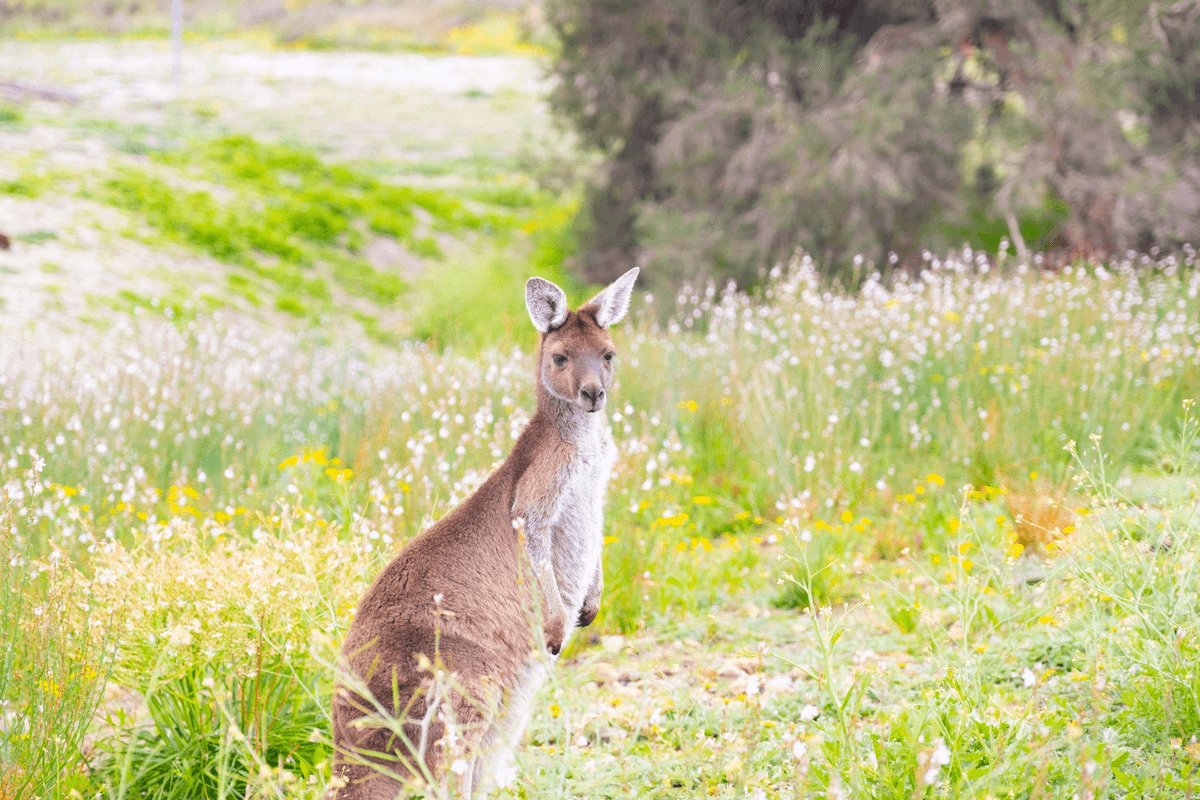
[577,599,599,628]
[544,611,567,655]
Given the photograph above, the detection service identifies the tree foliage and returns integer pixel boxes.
[549,0,1200,288]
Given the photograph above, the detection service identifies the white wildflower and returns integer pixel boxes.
[494,762,518,788]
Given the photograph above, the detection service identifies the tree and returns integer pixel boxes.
[549,0,1200,290]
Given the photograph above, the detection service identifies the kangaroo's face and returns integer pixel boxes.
[540,312,616,413]
[526,269,639,414]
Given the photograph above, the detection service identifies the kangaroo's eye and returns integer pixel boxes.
[603,351,615,363]
[552,354,568,367]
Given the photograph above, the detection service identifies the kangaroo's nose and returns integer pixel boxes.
[580,384,605,409]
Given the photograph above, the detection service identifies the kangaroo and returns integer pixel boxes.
[329,268,639,799]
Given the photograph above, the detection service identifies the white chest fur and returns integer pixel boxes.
[547,417,615,616]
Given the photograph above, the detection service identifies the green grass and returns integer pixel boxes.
[0,174,49,197]
[0,507,110,800]
[15,230,58,244]
[406,190,590,351]
[0,5,549,56]
[88,523,338,799]
[89,138,427,308]
[1,253,1199,797]
[5,131,581,340]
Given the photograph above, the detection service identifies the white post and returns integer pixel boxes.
[171,0,183,92]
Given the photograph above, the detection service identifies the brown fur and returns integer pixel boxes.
[329,454,544,796]
[329,272,635,799]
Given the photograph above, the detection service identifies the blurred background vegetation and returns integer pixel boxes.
[0,0,552,52]
[3,5,1200,798]
[548,0,1200,290]
[4,0,1198,298]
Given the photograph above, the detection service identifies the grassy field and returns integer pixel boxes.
[0,39,582,343]
[3,39,1200,800]
[0,0,550,53]
[3,254,1200,799]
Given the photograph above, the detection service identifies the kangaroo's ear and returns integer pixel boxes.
[526,277,570,333]
[584,267,639,328]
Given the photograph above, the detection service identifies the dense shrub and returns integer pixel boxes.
[549,0,1200,291]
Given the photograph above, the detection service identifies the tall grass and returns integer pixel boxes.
[84,506,361,799]
[637,253,1197,501]
[761,400,1200,798]
[1063,403,1200,746]
[3,250,1198,579]
[1,249,1199,795]
[0,497,109,799]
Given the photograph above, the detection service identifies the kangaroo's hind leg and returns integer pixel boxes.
[470,655,549,798]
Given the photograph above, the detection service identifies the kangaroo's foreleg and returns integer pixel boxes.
[577,559,602,628]
[537,559,568,654]
[515,512,569,654]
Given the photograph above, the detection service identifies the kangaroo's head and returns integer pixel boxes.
[525,268,638,414]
